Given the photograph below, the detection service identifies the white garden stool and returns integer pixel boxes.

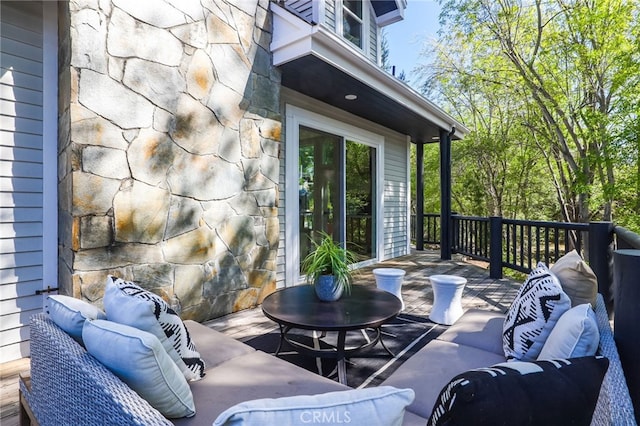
[429,275,467,325]
[373,268,406,311]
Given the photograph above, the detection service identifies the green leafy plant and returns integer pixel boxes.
[301,232,359,294]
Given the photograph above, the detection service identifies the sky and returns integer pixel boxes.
[384,0,442,86]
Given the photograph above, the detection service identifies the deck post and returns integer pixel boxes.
[416,142,424,251]
[588,221,614,313]
[489,216,503,279]
[439,128,452,260]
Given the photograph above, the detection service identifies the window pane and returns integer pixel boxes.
[343,13,362,48]
[299,126,342,270]
[346,141,376,260]
[344,0,362,18]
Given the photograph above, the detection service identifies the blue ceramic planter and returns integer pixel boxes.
[314,275,344,302]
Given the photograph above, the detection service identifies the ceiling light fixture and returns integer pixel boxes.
[344,94,357,100]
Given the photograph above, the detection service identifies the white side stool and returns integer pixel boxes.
[429,275,467,325]
[372,268,406,311]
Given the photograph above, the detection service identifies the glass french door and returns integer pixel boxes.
[298,126,377,270]
[345,140,376,259]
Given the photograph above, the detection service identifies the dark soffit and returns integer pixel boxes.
[279,55,443,143]
[371,1,399,17]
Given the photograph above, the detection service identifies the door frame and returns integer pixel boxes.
[284,104,384,287]
[43,0,58,297]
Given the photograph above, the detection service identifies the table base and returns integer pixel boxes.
[274,326,395,385]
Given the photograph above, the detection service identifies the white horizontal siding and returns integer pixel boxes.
[1,0,52,363]
[0,177,42,193]
[0,146,44,165]
[0,130,43,149]
[0,265,43,286]
[368,7,377,62]
[0,278,42,299]
[1,70,43,93]
[324,0,336,31]
[383,139,409,259]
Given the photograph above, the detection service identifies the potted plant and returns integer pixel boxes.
[301,232,359,301]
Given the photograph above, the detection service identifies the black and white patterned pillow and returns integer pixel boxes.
[503,262,571,360]
[427,356,609,426]
[104,276,205,381]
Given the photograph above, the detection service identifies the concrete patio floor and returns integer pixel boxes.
[0,250,522,426]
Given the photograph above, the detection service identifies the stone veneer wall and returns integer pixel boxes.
[57,0,281,322]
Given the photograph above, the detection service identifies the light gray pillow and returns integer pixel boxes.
[538,303,599,360]
[46,295,106,343]
[83,319,195,418]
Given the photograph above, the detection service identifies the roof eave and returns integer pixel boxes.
[270,3,469,141]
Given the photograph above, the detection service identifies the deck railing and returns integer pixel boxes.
[412,214,614,296]
[615,225,640,250]
[414,214,640,419]
[410,213,440,245]
[454,216,592,276]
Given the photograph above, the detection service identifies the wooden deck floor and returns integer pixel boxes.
[0,250,521,426]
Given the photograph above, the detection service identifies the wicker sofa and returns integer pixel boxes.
[21,294,635,426]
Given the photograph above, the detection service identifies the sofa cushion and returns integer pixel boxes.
[172,350,350,425]
[538,303,599,360]
[380,340,506,420]
[550,250,598,308]
[104,275,205,381]
[183,320,255,370]
[212,386,415,426]
[45,295,106,343]
[83,319,196,419]
[436,309,506,355]
[502,262,571,361]
[427,356,609,426]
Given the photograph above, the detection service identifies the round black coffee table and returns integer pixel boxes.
[261,285,402,385]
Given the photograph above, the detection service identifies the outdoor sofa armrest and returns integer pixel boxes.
[592,294,636,425]
[26,314,172,426]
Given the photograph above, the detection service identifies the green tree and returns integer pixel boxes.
[419,0,640,225]
[380,29,392,72]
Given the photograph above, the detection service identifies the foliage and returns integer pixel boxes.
[301,232,359,294]
[410,143,441,214]
[413,0,640,226]
[380,28,392,72]
[346,141,373,215]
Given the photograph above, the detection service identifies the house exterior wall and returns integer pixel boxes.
[282,0,378,63]
[1,1,59,363]
[277,87,410,288]
[383,138,410,258]
[323,0,337,31]
[57,0,281,322]
[368,8,378,63]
